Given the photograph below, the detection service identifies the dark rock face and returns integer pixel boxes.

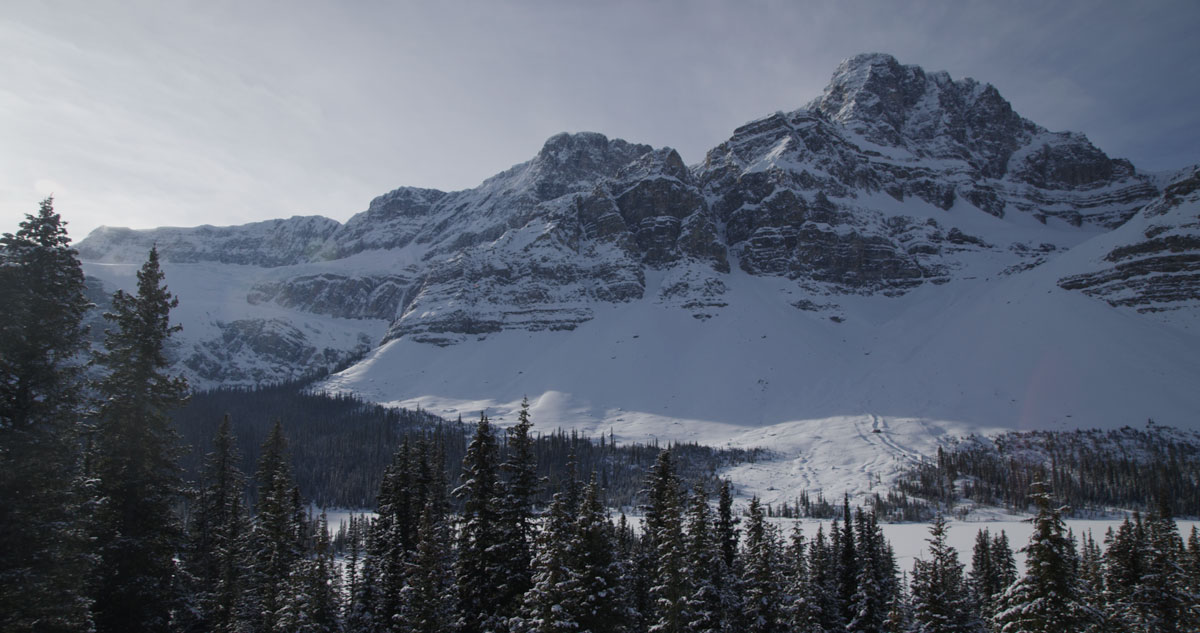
[330,187,447,256]
[247,274,415,320]
[184,318,372,384]
[1012,138,1116,188]
[1059,169,1200,313]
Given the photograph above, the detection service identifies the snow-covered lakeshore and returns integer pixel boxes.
[320,506,1199,578]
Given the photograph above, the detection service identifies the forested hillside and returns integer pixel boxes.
[897,424,1200,517]
[172,385,766,509]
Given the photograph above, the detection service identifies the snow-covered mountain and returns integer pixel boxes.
[77,53,1200,506]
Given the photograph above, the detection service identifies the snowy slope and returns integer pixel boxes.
[315,233,1200,507]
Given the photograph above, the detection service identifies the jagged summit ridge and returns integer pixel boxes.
[74,54,1195,390]
[808,52,1027,175]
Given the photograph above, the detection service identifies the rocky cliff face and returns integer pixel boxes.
[1058,167,1200,315]
[76,53,1190,387]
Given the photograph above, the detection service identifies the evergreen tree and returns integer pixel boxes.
[1185,527,1200,611]
[575,475,631,633]
[784,523,822,633]
[498,396,539,617]
[1132,504,1192,633]
[910,515,979,633]
[400,504,456,633]
[682,484,725,633]
[838,496,858,626]
[885,571,914,633]
[716,479,740,572]
[809,524,844,632]
[373,441,415,630]
[616,512,653,632]
[244,421,305,633]
[990,531,1018,600]
[994,484,1096,633]
[1077,529,1108,629]
[90,246,190,633]
[0,198,94,632]
[345,521,382,633]
[184,414,249,633]
[1102,514,1144,629]
[340,515,365,629]
[275,512,342,633]
[741,497,784,633]
[968,529,996,620]
[454,413,506,633]
[849,508,897,633]
[517,489,581,633]
[645,450,692,633]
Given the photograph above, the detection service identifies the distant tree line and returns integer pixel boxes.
[172,385,766,510]
[897,425,1200,517]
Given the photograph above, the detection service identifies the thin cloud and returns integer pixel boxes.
[2,1,1197,239]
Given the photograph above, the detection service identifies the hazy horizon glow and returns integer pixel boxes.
[3,0,1198,240]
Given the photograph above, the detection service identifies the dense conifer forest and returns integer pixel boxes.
[897,426,1200,517]
[4,199,1200,633]
[172,385,767,509]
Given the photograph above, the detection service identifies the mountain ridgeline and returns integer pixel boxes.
[75,53,1196,391]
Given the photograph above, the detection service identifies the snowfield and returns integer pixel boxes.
[312,233,1200,510]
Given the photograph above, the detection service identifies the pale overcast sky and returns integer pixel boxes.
[2,0,1198,240]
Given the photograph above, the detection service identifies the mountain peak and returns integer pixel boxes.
[535,131,651,164]
[809,53,939,130]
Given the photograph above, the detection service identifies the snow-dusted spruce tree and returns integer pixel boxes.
[716,479,740,572]
[616,512,652,631]
[849,508,898,633]
[373,438,416,630]
[809,524,845,632]
[1187,527,1200,609]
[990,531,1018,601]
[837,497,859,626]
[498,396,540,619]
[183,414,249,633]
[344,519,382,633]
[784,522,823,633]
[339,515,364,629]
[1102,513,1144,628]
[515,485,581,633]
[741,497,785,633]
[243,421,306,633]
[400,504,456,633]
[454,413,506,633]
[574,474,632,633]
[275,512,341,633]
[0,198,95,633]
[1130,504,1192,633]
[910,514,981,633]
[682,484,725,633]
[645,449,693,633]
[1076,529,1107,625]
[884,571,914,633]
[968,529,998,620]
[90,245,190,633]
[993,484,1097,633]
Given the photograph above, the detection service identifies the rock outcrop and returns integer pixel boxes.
[1059,168,1200,315]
